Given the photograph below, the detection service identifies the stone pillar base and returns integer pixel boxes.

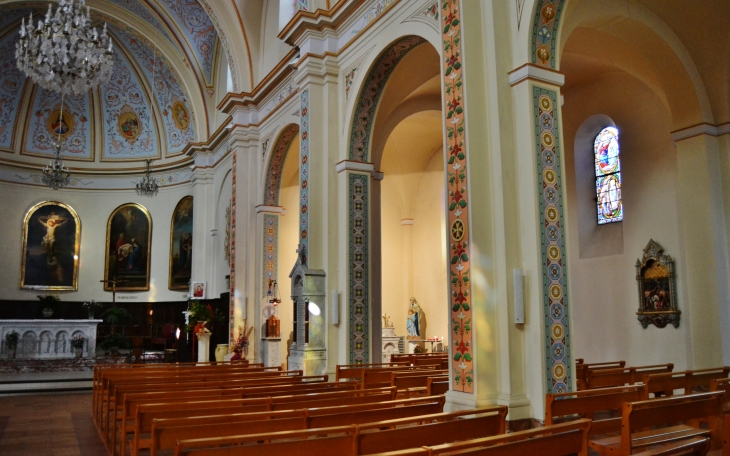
[260,337,281,368]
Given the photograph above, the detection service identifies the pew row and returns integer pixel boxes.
[171,406,507,456]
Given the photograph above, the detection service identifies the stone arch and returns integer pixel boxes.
[264,124,300,206]
[39,330,54,355]
[344,18,474,396]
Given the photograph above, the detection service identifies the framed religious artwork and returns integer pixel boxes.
[169,196,193,290]
[20,201,81,290]
[104,203,152,291]
[636,239,680,328]
[191,281,206,299]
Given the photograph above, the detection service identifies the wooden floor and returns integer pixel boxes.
[0,392,105,456]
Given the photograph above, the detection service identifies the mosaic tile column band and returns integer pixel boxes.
[230,149,236,342]
[300,89,309,256]
[531,0,565,69]
[441,0,474,394]
[262,214,278,320]
[349,174,369,364]
[533,87,572,394]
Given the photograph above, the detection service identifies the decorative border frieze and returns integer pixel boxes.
[264,124,300,206]
[299,90,310,252]
[349,173,369,364]
[441,0,474,394]
[531,0,565,69]
[533,87,572,394]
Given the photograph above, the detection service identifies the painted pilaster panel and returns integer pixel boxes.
[531,0,565,69]
[533,87,572,393]
[230,149,236,342]
[441,0,474,394]
[300,90,310,255]
[349,173,369,364]
[262,213,279,318]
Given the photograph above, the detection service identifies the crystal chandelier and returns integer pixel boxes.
[42,141,71,190]
[15,0,114,96]
[136,159,159,197]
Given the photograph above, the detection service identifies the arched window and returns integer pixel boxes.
[594,126,623,224]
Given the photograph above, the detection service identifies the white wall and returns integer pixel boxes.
[0,181,194,303]
[563,72,691,370]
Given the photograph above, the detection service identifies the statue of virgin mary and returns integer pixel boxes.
[406,297,424,339]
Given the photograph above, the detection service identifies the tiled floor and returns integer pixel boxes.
[0,392,105,456]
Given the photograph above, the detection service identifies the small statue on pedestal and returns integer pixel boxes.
[406,297,424,340]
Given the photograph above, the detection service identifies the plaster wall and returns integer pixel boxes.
[563,71,691,370]
[0,181,194,304]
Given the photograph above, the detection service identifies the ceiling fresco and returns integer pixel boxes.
[0,1,206,162]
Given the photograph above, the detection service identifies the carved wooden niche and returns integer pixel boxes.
[636,239,680,328]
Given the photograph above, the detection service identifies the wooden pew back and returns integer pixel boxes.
[545,385,643,436]
[585,363,673,389]
[575,361,625,390]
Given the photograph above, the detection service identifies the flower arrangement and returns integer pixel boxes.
[83,300,103,318]
[230,321,254,360]
[71,335,86,349]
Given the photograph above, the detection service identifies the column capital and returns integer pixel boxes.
[256,205,286,215]
[509,63,565,87]
[335,160,383,180]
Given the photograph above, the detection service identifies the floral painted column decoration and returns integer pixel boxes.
[441,0,474,394]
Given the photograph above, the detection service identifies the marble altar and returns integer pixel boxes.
[0,320,102,359]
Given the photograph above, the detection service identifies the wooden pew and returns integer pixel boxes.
[710,379,730,456]
[362,369,443,389]
[575,361,625,390]
[641,367,730,399]
[171,407,506,456]
[102,370,308,442]
[545,385,643,438]
[116,379,352,455]
[589,391,724,455]
[585,363,673,390]
[426,378,449,396]
[129,389,396,456]
[367,419,593,456]
[336,363,409,382]
[149,397,446,456]
[93,362,270,420]
[393,374,448,397]
[97,366,292,427]
[101,369,304,433]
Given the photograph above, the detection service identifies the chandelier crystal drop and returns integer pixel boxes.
[15,0,114,96]
[42,141,71,190]
[136,159,159,197]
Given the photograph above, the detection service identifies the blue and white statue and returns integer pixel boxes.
[406,297,424,339]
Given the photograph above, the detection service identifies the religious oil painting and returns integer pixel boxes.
[117,105,141,142]
[20,201,81,290]
[169,196,193,290]
[47,108,75,139]
[104,203,152,291]
[172,101,189,130]
[636,239,680,329]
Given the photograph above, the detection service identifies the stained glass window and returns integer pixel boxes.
[594,126,623,224]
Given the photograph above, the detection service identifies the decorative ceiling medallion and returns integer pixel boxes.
[47,108,75,139]
[117,105,141,142]
[171,100,189,130]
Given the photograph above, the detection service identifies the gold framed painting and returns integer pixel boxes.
[169,196,193,290]
[104,203,152,291]
[20,201,81,290]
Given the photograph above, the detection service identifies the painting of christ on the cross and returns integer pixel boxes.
[20,201,81,290]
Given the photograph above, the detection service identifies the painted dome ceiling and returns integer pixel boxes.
[0,0,224,170]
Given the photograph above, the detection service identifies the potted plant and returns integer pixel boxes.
[4,331,19,359]
[101,307,133,330]
[83,300,104,319]
[37,295,60,318]
[98,333,130,356]
[70,335,85,358]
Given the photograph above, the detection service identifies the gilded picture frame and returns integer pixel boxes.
[104,202,152,291]
[20,201,81,290]
[636,239,680,328]
[169,196,193,290]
